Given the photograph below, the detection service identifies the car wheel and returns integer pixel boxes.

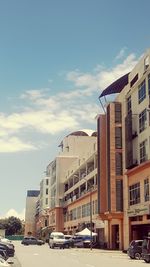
[144,256,150,263]
[134,252,141,260]
[129,256,134,259]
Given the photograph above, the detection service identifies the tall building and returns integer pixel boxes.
[98,48,150,250]
[24,190,40,236]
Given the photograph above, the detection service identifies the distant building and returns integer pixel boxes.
[24,190,40,236]
[35,130,98,240]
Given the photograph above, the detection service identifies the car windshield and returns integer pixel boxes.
[64,236,71,240]
[55,235,64,239]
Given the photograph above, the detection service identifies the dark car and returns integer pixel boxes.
[0,249,8,260]
[142,236,150,263]
[64,235,74,248]
[21,236,45,246]
[0,242,15,257]
[72,236,84,248]
[127,240,143,260]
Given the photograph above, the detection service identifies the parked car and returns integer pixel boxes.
[21,236,45,246]
[64,235,74,248]
[72,236,84,248]
[0,242,15,258]
[49,232,66,249]
[127,240,143,260]
[142,236,150,263]
[0,250,8,261]
[0,238,12,245]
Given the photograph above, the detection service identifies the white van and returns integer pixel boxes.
[49,232,66,249]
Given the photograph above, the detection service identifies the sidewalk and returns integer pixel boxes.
[72,248,126,254]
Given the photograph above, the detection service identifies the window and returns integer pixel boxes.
[72,208,77,220]
[116,180,123,211]
[95,200,98,214]
[45,219,48,227]
[115,127,122,148]
[115,152,123,175]
[82,203,90,218]
[115,103,122,123]
[77,206,81,219]
[144,178,150,202]
[46,179,49,185]
[139,109,147,133]
[127,96,132,114]
[138,80,146,103]
[69,210,72,221]
[140,140,147,163]
[129,182,140,205]
[46,188,48,195]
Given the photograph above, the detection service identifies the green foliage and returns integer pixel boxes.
[0,216,23,235]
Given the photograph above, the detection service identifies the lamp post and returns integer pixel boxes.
[89,186,93,251]
[84,178,93,251]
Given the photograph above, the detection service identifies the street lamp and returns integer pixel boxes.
[83,178,93,251]
[89,185,93,251]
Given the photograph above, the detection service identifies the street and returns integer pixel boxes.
[10,241,148,267]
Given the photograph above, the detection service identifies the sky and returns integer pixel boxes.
[0,0,150,220]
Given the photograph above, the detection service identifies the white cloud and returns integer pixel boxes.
[115,47,127,60]
[0,137,37,153]
[66,53,138,94]
[1,208,25,220]
[20,89,49,100]
[0,50,139,153]
[97,54,138,89]
[67,71,97,89]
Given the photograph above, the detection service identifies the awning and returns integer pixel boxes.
[99,73,129,98]
[75,227,97,236]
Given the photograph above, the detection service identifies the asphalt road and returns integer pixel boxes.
[12,241,147,267]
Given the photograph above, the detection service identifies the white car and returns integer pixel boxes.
[0,238,11,245]
[49,232,66,249]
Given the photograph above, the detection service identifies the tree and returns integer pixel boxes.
[0,216,22,235]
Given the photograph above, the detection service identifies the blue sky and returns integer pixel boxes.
[0,0,150,219]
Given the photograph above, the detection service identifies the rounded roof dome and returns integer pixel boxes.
[67,129,97,137]
[59,129,97,147]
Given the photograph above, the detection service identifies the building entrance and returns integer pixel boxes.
[112,224,119,249]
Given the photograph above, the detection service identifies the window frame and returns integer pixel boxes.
[139,109,147,133]
[138,79,146,104]
[129,182,140,206]
[144,178,150,202]
[140,139,147,163]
